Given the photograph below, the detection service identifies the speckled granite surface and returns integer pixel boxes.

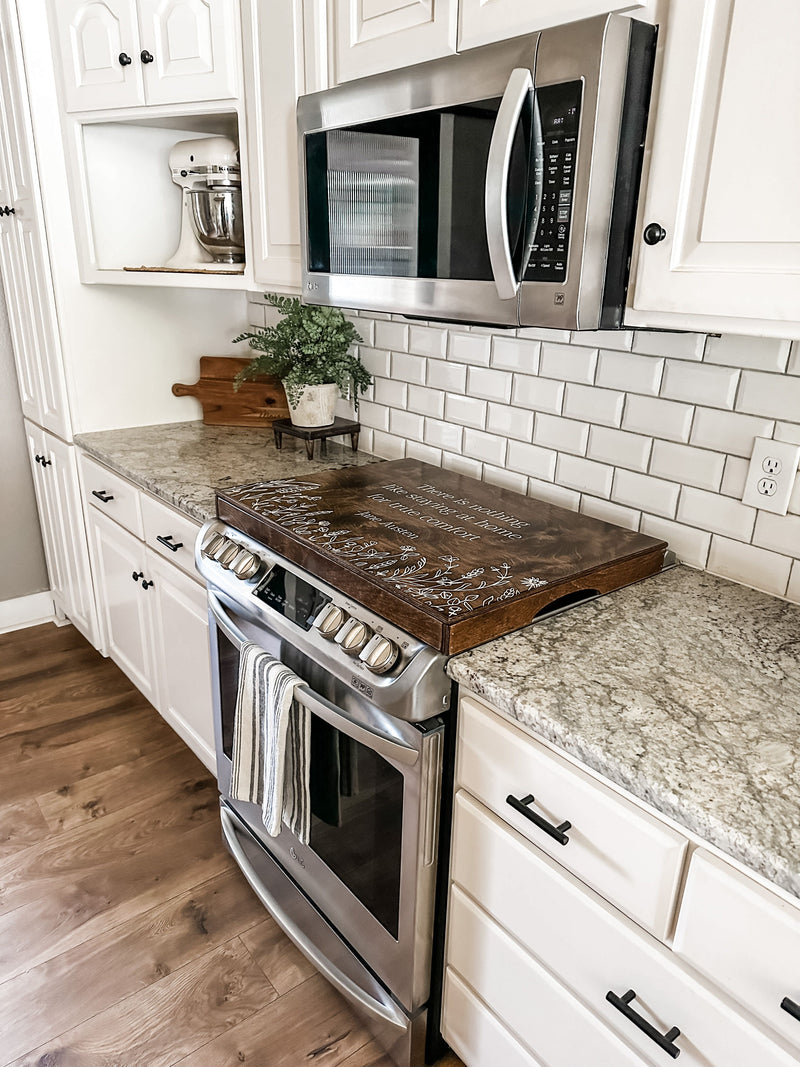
[74,421,380,524]
[449,566,800,898]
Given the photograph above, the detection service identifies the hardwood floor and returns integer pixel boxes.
[0,622,462,1067]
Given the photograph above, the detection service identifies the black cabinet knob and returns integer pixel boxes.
[1,205,15,216]
[41,457,52,467]
[643,222,667,245]
[140,49,154,64]
[34,453,43,464]
[140,578,154,590]
[132,571,144,583]
[118,52,132,66]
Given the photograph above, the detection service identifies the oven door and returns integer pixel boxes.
[207,590,445,1016]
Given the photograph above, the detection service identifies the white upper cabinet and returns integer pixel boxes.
[628,0,800,335]
[50,0,239,113]
[0,0,71,439]
[457,0,646,51]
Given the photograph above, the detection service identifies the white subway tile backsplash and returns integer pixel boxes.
[374,319,409,351]
[516,327,571,343]
[557,454,614,498]
[348,315,375,347]
[391,352,427,385]
[640,515,711,570]
[789,342,800,376]
[623,395,694,442]
[486,402,534,441]
[580,496,640,530]
[678,488,756,542]
[424,417,463,452]
[649,441,725,492]
[596,350,664,395]
[407,384,444,418]
[563,383,625,427]
[511,374,565,414]
[753,511,800,558]
[448,331,492,365]
[444,393,487,429]
[704,334,790,372]
[690,408,775,456]
[720,456,749,498]
[534,413,589,455]
[737,371,800,421]
[371,430,406,460]
[539,342,598,384]
[612,470,680,518]
[707,536,791,597]
[358,400,390,432]
[774,421,800,446]
[427,359,467,393]
[633,331,705,361]
[528,478,581,510]
[587,426,652,472]
[467,365,513,403]
[507,440,557,481]
[406,440,443,466]
[442,451,482,478]
[577,330,634,352]
[408,325,448,358]
[463,428,507,467]
[374,378,408,408]
[491,335,541,374]
[660,360,739,409]
[361,347,391,379]
[788,561,800,603]
[483,465,528,494]
[389,408,424,441]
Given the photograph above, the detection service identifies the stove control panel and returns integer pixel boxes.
[359,633,399,674]
[335,617,373,656]
[200,531,263,582]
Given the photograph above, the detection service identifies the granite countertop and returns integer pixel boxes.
[448,565,800,899]
[74,420,379,523]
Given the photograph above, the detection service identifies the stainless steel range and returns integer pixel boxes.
[197,459,668,1066]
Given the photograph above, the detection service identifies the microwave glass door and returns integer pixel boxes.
[305,97,535,284]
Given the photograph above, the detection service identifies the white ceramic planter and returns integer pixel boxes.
[285,382,338,427]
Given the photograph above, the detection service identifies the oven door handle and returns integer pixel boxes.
[220,805,409,1033]
[208,591,419,767]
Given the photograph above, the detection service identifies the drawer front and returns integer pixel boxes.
[79,453,143,538]
[141,493,202,581]
[674,849,800,1053]
[457,693,687,939]
[442,969,543,1067]
[447,885,646,1067]
[451,791,796,1067]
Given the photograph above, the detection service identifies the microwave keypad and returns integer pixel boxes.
[525,80,583,284]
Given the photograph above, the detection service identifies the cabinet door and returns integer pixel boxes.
[330,0,458,83]
[147,550,215,772]
[137,0,238,105]
[49,0,145,112]
[88,507,159,705]
[629,0,800,332]
[457,0,646,51]
[0,0,71,438]
[24,420,66,609]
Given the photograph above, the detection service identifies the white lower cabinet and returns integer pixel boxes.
[81,452,215,773]
[445,692,800,1067]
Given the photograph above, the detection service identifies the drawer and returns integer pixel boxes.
[79,453,143,538]
[674,849,800,1053]
[457,693,687,939]
[442,969,542,1067]
[141,493,202,581]
[447,885,647,1067]
[450,791,797,1067]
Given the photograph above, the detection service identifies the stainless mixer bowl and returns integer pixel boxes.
[188,186,245,264]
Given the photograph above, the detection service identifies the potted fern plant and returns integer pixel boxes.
[234,294,372,428]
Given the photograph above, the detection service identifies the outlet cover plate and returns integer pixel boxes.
[742,437,800,515]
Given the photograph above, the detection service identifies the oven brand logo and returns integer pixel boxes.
[351,675,374,700]
[289,847,306,868]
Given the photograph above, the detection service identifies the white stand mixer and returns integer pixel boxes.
[166,136,245,271]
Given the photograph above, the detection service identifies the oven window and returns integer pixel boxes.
[309,719,403,940]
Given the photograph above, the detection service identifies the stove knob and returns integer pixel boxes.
[201,532,226,559]
[231,550,261,580]
[312,602,347,638]
[335,617,373,656]
[359,634,399,674]
[217,541,242,569]
[209,536,234,562]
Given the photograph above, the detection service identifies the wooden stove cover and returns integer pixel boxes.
[217,459,667,654]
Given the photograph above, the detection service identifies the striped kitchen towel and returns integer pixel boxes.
[230,642,311,844]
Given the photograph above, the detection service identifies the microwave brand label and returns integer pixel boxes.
[307,281,319,291]
[554,293,565,305]
[289,846,306,868]
[351,675,374,700]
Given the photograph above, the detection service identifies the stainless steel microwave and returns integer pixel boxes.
[297,14,656,330]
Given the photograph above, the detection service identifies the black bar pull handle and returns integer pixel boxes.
[606,989,681,1058]
[781,996,800,1022]
[156,534,183,553]
[505,793,571,846]
[92,489,114,503]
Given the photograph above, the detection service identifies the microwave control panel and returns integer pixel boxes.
[524,80,583,284]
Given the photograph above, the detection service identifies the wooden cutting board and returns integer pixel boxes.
[172,356,289,427]
[217,459,669,654]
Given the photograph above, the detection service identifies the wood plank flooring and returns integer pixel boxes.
[0,622,463,1067]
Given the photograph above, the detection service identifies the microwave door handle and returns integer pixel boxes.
[485,67,534,301]
[207,591,418,766]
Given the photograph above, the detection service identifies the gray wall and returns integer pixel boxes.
[0,285,48,601]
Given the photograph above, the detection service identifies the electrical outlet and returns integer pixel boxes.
[742,437,800,515]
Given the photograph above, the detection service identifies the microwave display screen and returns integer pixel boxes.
[524,80,583,284]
